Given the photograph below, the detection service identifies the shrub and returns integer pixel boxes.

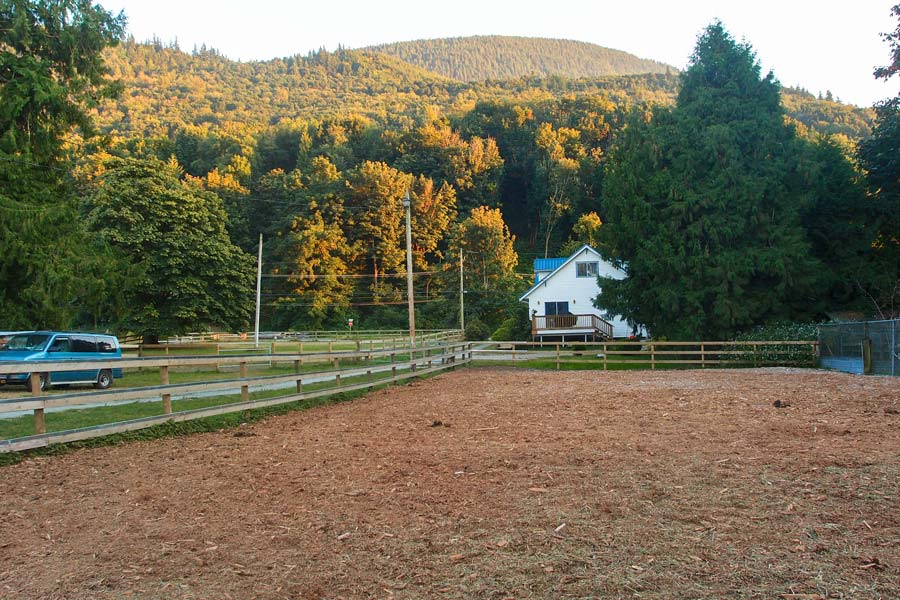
[735,321,820,365]
[490,317,530,341]
[465,319,492,341]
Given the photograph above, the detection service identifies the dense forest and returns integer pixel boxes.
[366,36,673,82]
[2,1,897,341]
[93,38,875,141]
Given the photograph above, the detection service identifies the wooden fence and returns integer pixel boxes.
[472,340,819,370]
[0,341,472,453]
[122,329,463,346]
[131,331,461,358]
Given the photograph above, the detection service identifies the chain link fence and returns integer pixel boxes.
[818,319,899,376]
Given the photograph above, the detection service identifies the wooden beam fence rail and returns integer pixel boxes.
[1,343,457,377]
[158,329,464,345]
[471,340,818,370]
[0,343,472,452]
[134,334,460,358]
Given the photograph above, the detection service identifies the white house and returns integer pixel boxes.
[519,245,635,340]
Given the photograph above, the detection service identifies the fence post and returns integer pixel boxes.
[296,378,303,395]
[240,361,249,403]
[30,373,45,434]
[892,320,896,376]
[335,371,342,387]
[603,342,608,370]
[702,343,707,368]
[862,339,873,375]
[294,359,302,373]
[556,344,560,370]
[651,342,656,370]
[160,365,172,414]
[328,340,333,353]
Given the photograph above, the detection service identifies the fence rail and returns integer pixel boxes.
[128,329,463,345]
[472,340,818,370]
[0,342,472,453]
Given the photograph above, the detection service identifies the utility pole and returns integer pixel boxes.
[459,248,465,332]
[254,233,262,348]
[402,191,416,349]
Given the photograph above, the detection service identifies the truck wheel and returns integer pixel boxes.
[95,369,113,390]
[24,373,48,392]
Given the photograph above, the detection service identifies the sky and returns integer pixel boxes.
[99,0,898,107]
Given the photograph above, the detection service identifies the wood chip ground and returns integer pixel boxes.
[1,367,899,599]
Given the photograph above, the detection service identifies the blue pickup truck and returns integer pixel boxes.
[0,331,123,392]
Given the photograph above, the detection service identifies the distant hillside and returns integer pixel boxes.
[95,40,679,137]
[93,41,872,142]
[365,36,675,82]
[96,41,463,136]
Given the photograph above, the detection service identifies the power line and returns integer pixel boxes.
[263,298,445,308]
[0,155,70,173]
[260,270,442,279]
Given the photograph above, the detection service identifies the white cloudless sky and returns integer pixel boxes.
[98,0,898,107]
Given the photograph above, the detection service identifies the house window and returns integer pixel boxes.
[545,301,570,316]
[576,261,599,278]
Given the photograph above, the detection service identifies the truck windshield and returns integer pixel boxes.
[1,334,51,351]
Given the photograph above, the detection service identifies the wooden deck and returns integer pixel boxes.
[531,313,613,340]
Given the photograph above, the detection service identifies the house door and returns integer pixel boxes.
[545,301,572,328]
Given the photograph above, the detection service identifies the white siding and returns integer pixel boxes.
[525,247,634,338]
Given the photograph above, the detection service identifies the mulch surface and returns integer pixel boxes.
[1,367,899,599]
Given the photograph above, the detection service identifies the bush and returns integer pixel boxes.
[491,316,531,341]
[735,321,820,365]
[464,319,492,341]
[736,321,819,341]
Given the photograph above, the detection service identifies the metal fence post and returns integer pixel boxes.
[892,319,897,376]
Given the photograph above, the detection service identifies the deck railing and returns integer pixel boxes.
[531,314,613,339]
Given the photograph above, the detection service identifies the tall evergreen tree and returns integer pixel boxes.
[597,23,819,339]
[0,0,125,328]
[856,3,900,318]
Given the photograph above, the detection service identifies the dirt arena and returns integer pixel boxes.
[1,367,898,599]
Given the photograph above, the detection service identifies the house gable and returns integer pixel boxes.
[519,245,622,302]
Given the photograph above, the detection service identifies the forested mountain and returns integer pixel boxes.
[365,36,674,82]
[94,40,874,141]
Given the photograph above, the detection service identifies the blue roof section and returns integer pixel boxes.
[534,257,567,272]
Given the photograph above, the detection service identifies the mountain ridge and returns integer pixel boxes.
[363,35,676,82]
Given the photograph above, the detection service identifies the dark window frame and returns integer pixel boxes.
[545,301,570,316]
[576,261,599,278]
